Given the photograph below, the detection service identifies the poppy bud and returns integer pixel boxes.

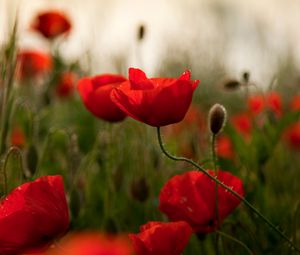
[130,177,149,202]
[137,24,145,41]
[222,79,241,91]
[208,104,227,135]
[242,71,250,84]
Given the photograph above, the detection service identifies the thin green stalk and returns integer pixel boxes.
[0,157,8,195]
[156,127,300,253]
[36,128,60,175]
[211,135,219,220]
[211,134,221,255]
[0,21,18,155]
[216,230,253,255]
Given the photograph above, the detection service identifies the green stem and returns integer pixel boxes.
[216,230,253,255]
[0,156,8,196]
[156,127,300,253]
[37,128,71,173]
[211,135,219,225]
[211,134,220,255]
[0,21,17,155]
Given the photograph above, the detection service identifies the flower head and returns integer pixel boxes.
[77,74,127,122]
[16,50,52,81]
[10,126,26,148]
[283,122,300,150]
[248,92,282,117]
[266,91,282,117]
[159,170,244,233]
[216,135,234,160]
[129,221,192,255]
[32,10,71,39]
[248,94,264,116]
[231,112,252,139]
[111,68,199,127]
[43,232,133,255]
[56,72,77,98]
[290,93,300,111]
[0,175,69,255]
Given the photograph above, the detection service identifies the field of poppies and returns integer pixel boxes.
[0,7,300,255]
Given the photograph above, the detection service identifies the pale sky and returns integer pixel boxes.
[1,0,300,85]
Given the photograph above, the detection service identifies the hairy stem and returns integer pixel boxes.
[156,127,299,253]
[211,134,221,255]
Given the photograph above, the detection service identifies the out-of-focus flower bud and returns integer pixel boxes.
[208,104,227,135]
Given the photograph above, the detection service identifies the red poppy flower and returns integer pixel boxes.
[10,126,26,148]
[248,94,264,116]
[266,91,282,117]
[159,170,244,233]
[290,93,300,111]
[43,232,133,255]
[32,11,71,39]
[56,72,77,98]
[283,122,300,150]
[0,175,69,255]
[77,74,127,122]
[216,135,234,160]
[16,50,52,80]
[129,221,192,255]
[111,68,199,127]
[248,92,282,117]
[231,113,252,139]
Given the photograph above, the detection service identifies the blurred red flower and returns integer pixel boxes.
[159,170,244,233]
[266,91,282,117]
[32,11,71,39]
[290,93,300,111]
[111,68,199,127]
[16,50,52,80]
[283,122,300,150]
[248,94,264,116]
[216,135,234,160]
[231,113,252,139]
[43,232,133,255]
[56,72,77,98]
[10,126,26,148]
[0,175,69,255]
[248,92,282,117]
[77,74,127,122]
[129,221,192,255]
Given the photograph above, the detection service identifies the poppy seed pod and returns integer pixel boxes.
[208,104,227,135]
[242,71,250,84]
[137,24,145,41]
[222,79,241,91]
[130,177,149,202]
